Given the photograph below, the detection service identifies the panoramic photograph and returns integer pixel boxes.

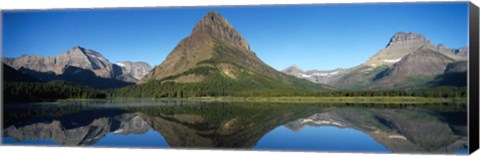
[1,2,470,154]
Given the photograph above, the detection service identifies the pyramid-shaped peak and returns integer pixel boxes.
[193,11,231,33]
[191,11,250,50]
[206,11,222,20]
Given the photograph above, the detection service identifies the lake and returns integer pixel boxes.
[2,100,468,154]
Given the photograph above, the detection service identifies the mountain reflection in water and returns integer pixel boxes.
[2,100,467,154]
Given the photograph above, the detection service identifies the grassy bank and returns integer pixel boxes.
[187,96,467,104]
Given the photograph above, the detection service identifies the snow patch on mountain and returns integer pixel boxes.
[383,58,402,63]
[115,62,125,67]
[282,65,351,85]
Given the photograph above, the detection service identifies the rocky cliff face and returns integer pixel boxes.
[115,61,152,80]
[5,47,111,76]
[2,46,137,89]
[192,11,250,51]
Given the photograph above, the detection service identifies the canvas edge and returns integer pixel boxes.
[469,1,480,154]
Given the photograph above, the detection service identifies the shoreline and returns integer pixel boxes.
[186,96,467,104]
[6,96,467,105]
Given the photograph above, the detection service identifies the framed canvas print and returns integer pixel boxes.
[1,0,479,155]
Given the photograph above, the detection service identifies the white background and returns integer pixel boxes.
[0,0,479,156]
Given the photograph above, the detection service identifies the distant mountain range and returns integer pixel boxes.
[282,65,351,84]
[3,12,468,91]
[3,46,152,89]
[283,32,468,90]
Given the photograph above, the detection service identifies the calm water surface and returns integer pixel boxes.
[2,100,468,154]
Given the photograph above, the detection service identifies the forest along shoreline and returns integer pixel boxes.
[3,81,467,104]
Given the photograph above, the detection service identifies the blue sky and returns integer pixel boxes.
[2,2,469,70]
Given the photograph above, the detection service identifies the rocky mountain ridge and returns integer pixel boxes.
[283,32,468,89]
[3,46,152,89]
[367,46,456,89]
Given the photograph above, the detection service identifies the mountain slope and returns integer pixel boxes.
[128,11,329,97]
[3,63,38,82]
[330,65,389,89]
[368,46,455,89]
[141,11,253,82]
[3,46,136,89]
[427,61,468,87]
[364,32,432,67]
[328,32,467,90]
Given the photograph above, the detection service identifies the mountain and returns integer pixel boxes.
[364,32,467,68]
[368,46,455,89]
[134,11,329,96]
[282,65,351,84]
[282,65,304,77]
[427,61,468,87]
[299,32,468,90]
[3,63,38,82]
[282,32,468,89]
[115,61,152,80]
[451,47,469,56]
[2,46,136,89]
[364,32,433,67]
